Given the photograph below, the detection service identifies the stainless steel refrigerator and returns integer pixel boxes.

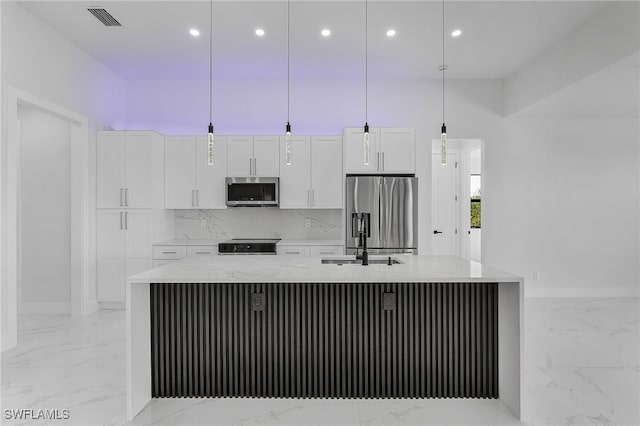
[346,175,418,255]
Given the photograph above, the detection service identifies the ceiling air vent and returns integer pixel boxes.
[88,8,122,27]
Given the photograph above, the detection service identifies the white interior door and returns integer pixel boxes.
[432,153,459,255]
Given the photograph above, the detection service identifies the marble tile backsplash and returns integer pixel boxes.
[174,209,342,240]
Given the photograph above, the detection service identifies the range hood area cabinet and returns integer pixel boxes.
[344,128,415,174]
[227,136,280,177]
[279,136,343,209]
[164,136,227,209]
[97,131,165,208]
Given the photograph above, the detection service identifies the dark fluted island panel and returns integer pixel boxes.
[150,282,498,399]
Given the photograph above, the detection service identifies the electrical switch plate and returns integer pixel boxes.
[252,293,264,311]
[201,219,207,228]
[305,219,311,228]
[383,292,396,310]
[533,271,541,280]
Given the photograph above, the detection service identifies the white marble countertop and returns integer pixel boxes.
[128,255,523,284]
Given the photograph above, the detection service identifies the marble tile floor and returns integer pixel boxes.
[1,298,638,426]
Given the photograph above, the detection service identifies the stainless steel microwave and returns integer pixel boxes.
[225,177,279,207]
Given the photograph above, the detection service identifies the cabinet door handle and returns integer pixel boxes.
[196,189,199,207]
[312,189,315,207]
[125,188,129,206]
[382,153,385,171]
[191,189,195,207]
[319,251,333,254]
[125,212,128,230]
[120,212,123,230]
[120,188,124,207]
[162,251,177,254]
[307,189,311,207]
[194,251,210,254]
[253,158,257,175]
[249,158,252,175]
[285,251,299,255]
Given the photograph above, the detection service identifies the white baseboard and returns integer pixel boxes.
[18,302,70,315]
[98,301,125,310]
[525,287,639,298]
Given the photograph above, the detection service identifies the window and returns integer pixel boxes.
[470,174,481,228]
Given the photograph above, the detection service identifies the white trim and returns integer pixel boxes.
[525,287,639,298]
[3,86,94,351]
[18,303,71,315]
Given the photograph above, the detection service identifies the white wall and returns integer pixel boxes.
[1,2,127,348]
[18,105,72,311]
[485,117,639,297]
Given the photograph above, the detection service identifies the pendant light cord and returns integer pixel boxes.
[442,0,445,124]
[365,0,368,123]
[287,0,290,123]
[209,0,213,125]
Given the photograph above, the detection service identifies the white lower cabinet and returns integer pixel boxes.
[278,244,344,256]
[277,245,311,256]
[97,209,153,302]
[152,243,219,266]
[309,245,344,256]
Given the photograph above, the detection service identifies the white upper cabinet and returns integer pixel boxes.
[311,136,343,208]
[164,137,197,209]
[253,136,280,177]
[343,127,415,174]
[279,136,311,209]
[195,136,227,208]
[279,135,343,209]
[227,136,253,176]
[227,136,279,177]
[165,136,227,209]
[378,128,415,173]
[97,131,164,208]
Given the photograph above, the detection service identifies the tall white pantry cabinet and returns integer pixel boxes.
[96,131,171,302]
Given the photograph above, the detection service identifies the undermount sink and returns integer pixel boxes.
[321,257,404,265]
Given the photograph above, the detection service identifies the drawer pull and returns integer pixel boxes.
[286,251,299,254]
[319,251,334,254]
[194,251,211,254]
[162,251,177,254]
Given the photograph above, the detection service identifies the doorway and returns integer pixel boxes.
[431,139,482,260]
[2,87,93,351]
[18,105,72,313]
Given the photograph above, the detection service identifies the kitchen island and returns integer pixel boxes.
[126,255,523,421]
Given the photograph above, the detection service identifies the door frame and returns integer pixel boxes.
[431,139,483,259]
[2,86,94,351]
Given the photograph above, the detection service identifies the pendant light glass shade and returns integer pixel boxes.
[363,123,370,166]
[207,123,215,166]
[285,122,292,165]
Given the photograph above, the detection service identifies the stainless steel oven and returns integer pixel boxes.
[225,177,279,207]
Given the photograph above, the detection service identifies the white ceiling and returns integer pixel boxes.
[19,1,610,80]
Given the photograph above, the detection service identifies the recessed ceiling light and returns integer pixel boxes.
[255,28,265,37]
[451,29,462,37]
[321,28,331,37]
[189,28,200,37]
[386,29,396,37]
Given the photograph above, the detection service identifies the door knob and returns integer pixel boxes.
[433,230,443,234]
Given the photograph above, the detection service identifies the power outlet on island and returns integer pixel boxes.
[305,219,312,228]
[200,219,207,228]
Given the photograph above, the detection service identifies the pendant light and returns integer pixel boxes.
[285,0,292,165]
[363,0,370,166]
[207,0,215,166]
[440,0,447,166]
